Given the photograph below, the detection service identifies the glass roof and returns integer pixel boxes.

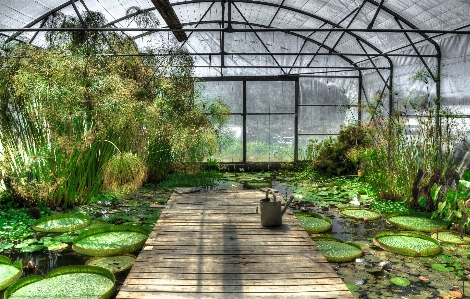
[1,0,470,77]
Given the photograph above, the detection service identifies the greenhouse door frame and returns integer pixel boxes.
[200,75,361,166]
[201,76,299,164]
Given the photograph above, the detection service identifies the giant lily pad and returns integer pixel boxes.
[312,237,363,262]
[243,180,271,189]
[374,231,441,257]
[430,231,470,245]
[32,213,91,233]
[4,266,115,299]
[86,255,136,274]
[386,212,449,232]
[73,225,150,256]
[297,214,332,233]
[0,256,23,290]
[340,208,381,221]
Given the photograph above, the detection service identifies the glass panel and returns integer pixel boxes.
[298,135,337,161]
[195,81,243,114]
[207,115,243,163]
[246,81,295,113]
[246,115,294,162]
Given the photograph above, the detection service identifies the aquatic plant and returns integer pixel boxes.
[0,255,23,290]
[86,255,136,274]
[103,152,147,195]
[296,215,332,233]
[72,225,150,256]
[373,231,441,256]
[390,277,410,287]
[340,208,381,220]
[430,231,470,245]
[386,212,449,232]
[4,265,115,299]
[32,213,90,233]
[312,237,363,262]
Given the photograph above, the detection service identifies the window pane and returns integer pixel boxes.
[246,81,295,113]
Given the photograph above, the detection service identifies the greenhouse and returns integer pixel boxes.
[1,0,470,298]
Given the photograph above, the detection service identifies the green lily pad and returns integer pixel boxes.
[86,255,136,274]
[73,225,150,256]
[386,212,448,232]
[297,215,332,233]
[0,256,23,290]
[432,263,454,272]
[345,283,360,292]
[243,180,271,189]
[32,213,91,233]
[312,237,363,262]
[20,244,45,253]
[340,208,381,220]
[4,266,115,299]
[430,231,470,245]
[390,277,410,287]
[373,231,441,257]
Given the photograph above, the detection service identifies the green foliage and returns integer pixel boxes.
[312,123,371,175]
[72,225,150,256]
[390,277,411,287]
[0,11,228,208]
[0,255,23,290]
[432,176,470,234]
[0,207,36,243]
[86,255,136,274]
[386,213,449,232]
[313,239,363,262]
[296,216,332,233]
[369,200,414,213]
[5,266,115,299]
[32,213,90,233]
[374,231,441,256]
[157,170,222,189]
[103,152,147,195]
[340,208,381,220]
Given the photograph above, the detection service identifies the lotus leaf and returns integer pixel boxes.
[386,213,448,232]
[345,283,360,292]
[32,213,91,233]
[430,231,470,245]
[86,255,136,273]
[390,277,410,287]
[4,266,115,299]
[313,240,363,262]
[297,216,332,233]
[374,231,441,257]
[340,208,381,220]
[0,256,23,290]
[73,225,150,256]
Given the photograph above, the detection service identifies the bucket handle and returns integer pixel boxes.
[265,188,277,202]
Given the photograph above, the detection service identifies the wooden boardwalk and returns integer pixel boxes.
[116,190,354,299]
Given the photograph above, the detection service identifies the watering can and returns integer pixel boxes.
[259,188,294,227]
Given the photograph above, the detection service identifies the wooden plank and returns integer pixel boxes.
[116,190,354,299]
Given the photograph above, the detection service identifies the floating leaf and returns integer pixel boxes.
[345,283,360,292]
[0,255,23,290]
[340,208,381,220]
[432,263,454,272]
[386,212,449,232]
[73,225,150,256]
[373,231,441,257]
[390,277,410,287]
[32,213,90,233]
[313,237,363,262]
[431,231,470,245]
[4,266,115,299]
[297,216,332,233]
[20,244,44,253]
[86,255,136,274]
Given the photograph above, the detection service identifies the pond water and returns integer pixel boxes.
[1,174,469,299]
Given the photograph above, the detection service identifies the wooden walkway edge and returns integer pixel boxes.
[116,190,354,299]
